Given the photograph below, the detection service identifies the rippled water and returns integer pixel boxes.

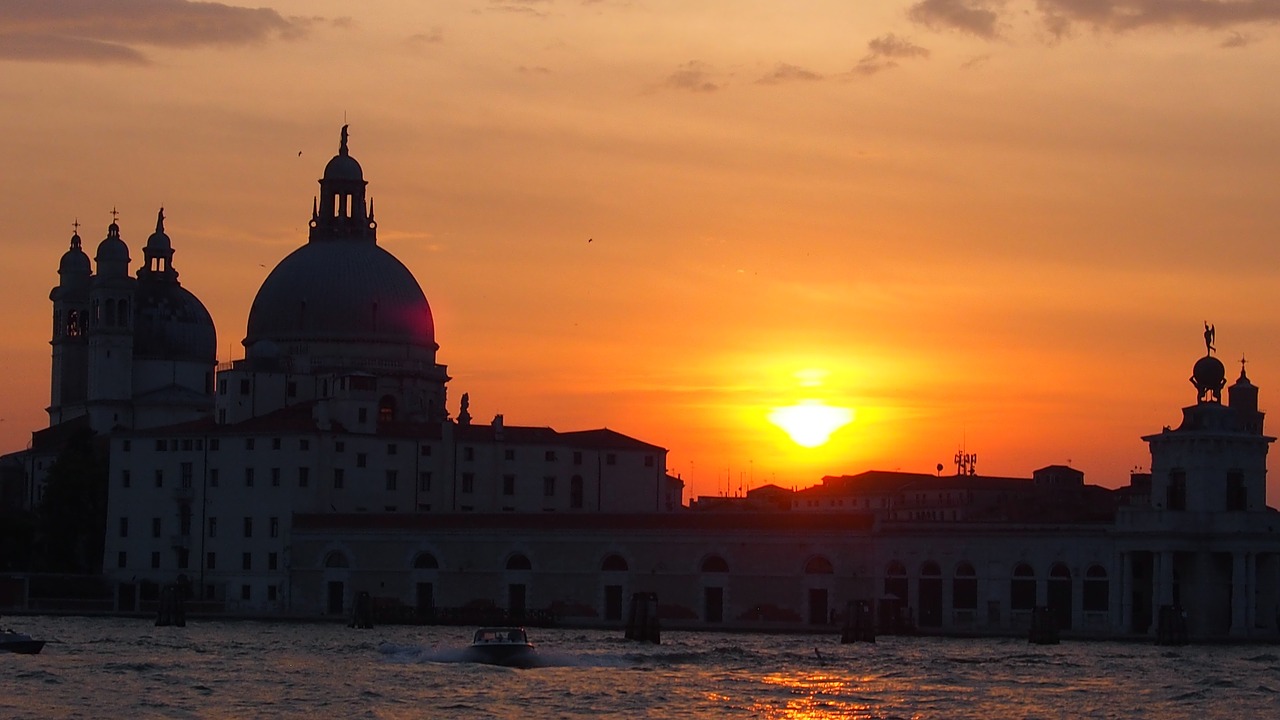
[2,616,1278,719]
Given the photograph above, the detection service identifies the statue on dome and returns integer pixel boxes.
[1204,322,1215,356]
[340,124,349,154]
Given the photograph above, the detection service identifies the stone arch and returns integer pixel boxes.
[413,552,438,570]
[701,554,729,573]
[804,556,834,574]
[506,553,532,571]
[601,554,628,572]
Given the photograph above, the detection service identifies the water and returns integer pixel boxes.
[2,616,1278,718]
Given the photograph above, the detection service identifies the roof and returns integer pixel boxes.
[456,424,665,452]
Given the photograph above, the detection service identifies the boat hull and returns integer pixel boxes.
[465,644,537,668]
[1,640,45,655]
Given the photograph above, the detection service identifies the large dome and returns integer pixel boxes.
[134,282,217,362]
[244,240,435,350]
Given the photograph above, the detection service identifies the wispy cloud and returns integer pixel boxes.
[665,60,720,92]
[853,34,931,76]
[488,0,552,17]
[755,62,824,85]
[1037,0,1280,35]
[0,0,316,65]
[406,27,444,49]
[908,0,1006,40]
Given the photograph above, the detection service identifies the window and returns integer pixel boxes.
[298,467,310,488]
[463,447,475,461]
[218,379,227,395]
[335,441,345,452]
[122,440,131,452]
[1226,471,1246,511]
[154,469,163,488]
[271,468,281,487]
[953,562,978,611]
[358,408,368,424]
[241,585,251,601]
[117,551,127,568]
[545,450,557,462]
[268,552,278,571]
[385,470,398,491]
[210,468,220,487]
[387,443,398,456]
[1083,566,1109,612]
[208,517,217,538]
[418,471,431,491]
[242,553,252,570]
[1011,563,1036,611]
[300,439,310,451]
[1167,469,1187,511]
[269,517,279,538]
[333,468,345,489]
[239,379,250,395]
[118,517,129,538]
[462,472,475,494]
[151,551,161,569]
[543,476,556,497]
[272,437,281,450]
[210,439,220,451]
[287,381,297,398]
[356,453,367,468]
[177,548,189,570]
[121,470,131,488]
[243,517,253,538]
[267,585,278,601]
[182,439,193,451]
[206,552,216,570]
[245,438,255,450]
[504,449,515,461]
[570,476,584,509]
[152,517,161,538]
[245,468,255,487]
[573,451,582,465]
[503,474,515,496]
[156,439,167,452]
[181,462,193,488]
[644,455,654,467]
[420,445,431,457]
[606,453,617,466]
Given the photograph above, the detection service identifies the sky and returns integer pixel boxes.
[4,0,1280,502]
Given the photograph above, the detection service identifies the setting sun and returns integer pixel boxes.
[768,401,855,448]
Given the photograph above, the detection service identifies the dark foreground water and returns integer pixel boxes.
[2,616,1278,719]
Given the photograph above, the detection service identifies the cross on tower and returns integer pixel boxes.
[110,207,120,223]
[71,218,80,234]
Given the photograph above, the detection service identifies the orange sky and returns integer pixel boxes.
[4,1,1280,502]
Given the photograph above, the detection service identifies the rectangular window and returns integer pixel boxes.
[504,449,515,461]
[300,438,310,451]
[573,451,582,465]
[151,517,161,538]
[182,439,193,451]
[243,517,253,538]
[119,517,129,538]
[177,548,189,570]
[272,437,281,450]
[269,517,279,538]
[1227,470,1247,511]
[245,468,255,487]
[208,517,217,538]
[121,469,131,488]
[271,467,281,487]
[241,585,251,601]
[287,381,297,398]
[298,466,310,488]
[1167,469,1187,511]
[122,439,131,452]
[210,439,220,451]
[358,408,368,424]
[117,551,127,568]
[545,450,557,462]
[154,469,163,488]
[463,447,475,461]
[418,471,431,491]
[356,453,367,468]
[420,445,431,457]
[385,470,398,491]
[543,476,556,497]
[218,379,227,395]
[206,552,216,570]
[151,551,161,569]
[268,552,278,571]
[503,474,515,496]
[387,443,397,455]
[242,553,252,571]
[156,439,166,452]
[606,453,617,466]
[245,438,255,450]
[239,379,250,395]
[181,462,193,488]
[267,585,278,601]
[210,468,220,487]
[462,472,474,494]
[335,441,345,452]
[644,455,654,467]
[334,468,345,489]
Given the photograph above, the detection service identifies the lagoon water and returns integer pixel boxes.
[2,616,1278,719]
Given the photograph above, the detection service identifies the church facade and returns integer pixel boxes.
[11,128,1280,640]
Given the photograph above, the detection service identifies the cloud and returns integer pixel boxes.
[1035,0,1280,33]
[908,0,1006,40]
[665,61,720,92]
[488,0,552,17]
[0,0,313,65]
[755,62,824,85]
[406,27,444,49]
[853,34,931,76]
[1220,30,1252,47]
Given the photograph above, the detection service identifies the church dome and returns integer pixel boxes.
[133,282,217,362]
[244,240,435,349]
[95,222,129,264]
[59,232,91,279]
[324,153,364,182]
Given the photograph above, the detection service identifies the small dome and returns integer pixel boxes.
[59,233,91,276]
[1193,355,1225,387]
[324,153,364,182]
[95,222,129,264]
[133,282,217,362]
[146,209,172,252]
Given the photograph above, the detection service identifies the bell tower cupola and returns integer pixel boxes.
[309,124,376,243]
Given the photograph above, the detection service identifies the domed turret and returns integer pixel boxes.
[134,209,215,362]
[1192,354,1225,403]
[58,229,91,288]
[309,125,375,242]
[95,218,130,277]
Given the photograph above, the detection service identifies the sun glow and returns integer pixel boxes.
[768,401,855,448]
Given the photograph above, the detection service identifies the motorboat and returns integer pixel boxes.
[0,627,45,655]
[465,627,536,668]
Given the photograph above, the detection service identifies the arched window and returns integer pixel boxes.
[378,395,396,423]
[413,552,438,570]
[1011,562,1035,611]
[701,555,729,573]
[506,553,531,571]
[804,556,834,574]
[1083,565,1109,612]
[884,560,908,602]
[324,551,349,569]
[601,554,628,572]
[953,561,977,611]
[918,561,943,627]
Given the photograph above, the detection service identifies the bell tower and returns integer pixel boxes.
[86,214,138,432]
[48,224,92,425]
